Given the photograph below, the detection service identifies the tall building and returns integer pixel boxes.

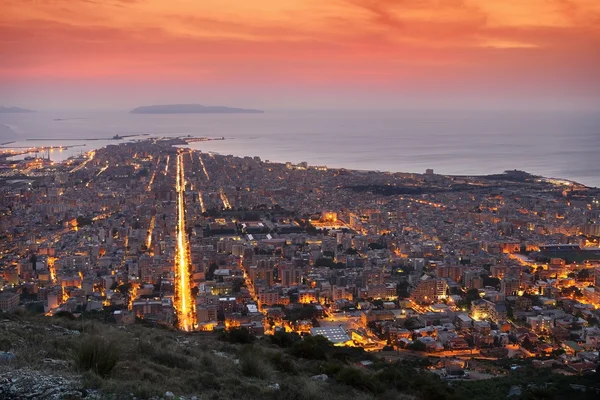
[279,266,303,287]
[436,265,465,283]
[248,265,274,287]
[463,269,483,289]
[0,292,19,312]
[501,277,521,296]
[410,276,448,304]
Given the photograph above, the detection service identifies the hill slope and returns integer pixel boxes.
[1,313,599,400]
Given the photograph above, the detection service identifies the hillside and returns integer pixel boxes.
[1,312,599,400]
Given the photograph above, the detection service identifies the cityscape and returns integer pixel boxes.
[1,136,599,398]
[2,0,600,398]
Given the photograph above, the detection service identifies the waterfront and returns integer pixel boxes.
[1,109,598,187]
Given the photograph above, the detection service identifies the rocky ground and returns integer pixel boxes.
[0,368,99,400]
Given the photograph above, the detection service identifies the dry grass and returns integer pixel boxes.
[0,313,394,400]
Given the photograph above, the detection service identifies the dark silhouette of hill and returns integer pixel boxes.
[130,104,263,114]
[0,106,35,113]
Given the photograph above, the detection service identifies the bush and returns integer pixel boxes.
[82,371,104,390]
[54,310,76,320]
[0,338,11,352]
[240,355,271,379]
[198,372,222,390]
[335,366,379,393]
[73,336,119,377]
[270,331,301,348]
[289,335,332,360]
[268,351,298,373]
[220,327,255,344]
[150,350,194,370]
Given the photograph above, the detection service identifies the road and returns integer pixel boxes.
[174,151,195,331]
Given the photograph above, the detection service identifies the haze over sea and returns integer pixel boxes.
[1,109,598,188]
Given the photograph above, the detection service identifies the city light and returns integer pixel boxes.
[174,152,195,331]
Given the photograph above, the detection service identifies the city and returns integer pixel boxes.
[1,138,599,394]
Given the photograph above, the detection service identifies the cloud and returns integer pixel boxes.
[0,0,598,106]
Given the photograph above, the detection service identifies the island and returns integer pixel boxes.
[129,104,264,114]
[0,106,35,113]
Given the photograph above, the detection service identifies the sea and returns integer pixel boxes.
[1,109,598,188]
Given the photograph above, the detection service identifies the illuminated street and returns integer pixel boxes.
[174,151,195,331]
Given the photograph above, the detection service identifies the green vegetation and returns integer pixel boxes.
[72,336,120,377]
[1,312,600,400]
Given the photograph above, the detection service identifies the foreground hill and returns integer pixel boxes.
[1,312,599,400]
[129,104,264,114]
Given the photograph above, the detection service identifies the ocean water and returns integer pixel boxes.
[1,109,598,187]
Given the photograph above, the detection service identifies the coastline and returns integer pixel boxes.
[1,109,598,188]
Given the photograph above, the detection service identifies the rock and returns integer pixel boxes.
[311,374,329,381]
[267,383,280,390]
[0,368,84,399]
[165,391,175,398]
[0,352,15,364]
[43,358,69,367]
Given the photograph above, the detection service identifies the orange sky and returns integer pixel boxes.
[1,0,599,109]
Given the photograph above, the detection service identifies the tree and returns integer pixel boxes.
[482,275,501,288]
[270,331,301,348]
[466,288,481,305]
[206,263,218,280]
[407,340,427,352]
[76,216,93,227]
[219,327,255,344]
[577,269,590,280]
[397,281,410,298]
[116,283,131,294]
[289,335,332,360]
[372,299,384,308]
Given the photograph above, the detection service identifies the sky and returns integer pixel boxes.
[1,0,599,110]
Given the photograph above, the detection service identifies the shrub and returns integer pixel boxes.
[335,366,380,393]
[150,350,194,370]
[82,371,104,390]
[72,335,119,377]
[219,327,255,344]
[198,372,222,390]
[54,310,76,320]
[270,331,301,348]
[268,351,298,373]
[289,335,332,360]
[240,355,271,379]
[0,338,11,351]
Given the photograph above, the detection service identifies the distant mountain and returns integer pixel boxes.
[130,104,264,114]
[0,106,35,113]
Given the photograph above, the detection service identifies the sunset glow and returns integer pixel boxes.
[1,0,599,108]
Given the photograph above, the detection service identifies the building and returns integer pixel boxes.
[248,265,274,287]
[410,276,448,304]
[463,270,483,289]
[298,289,317,304]
[280,266,302,287]
[581,224,600,237]
[527,315,554,333]
[310,326,351,346]
[0,292,19,312]
[436,265,465,283]
[258,291,284,306]
[470,299,497,322]
[501,277,521,296]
